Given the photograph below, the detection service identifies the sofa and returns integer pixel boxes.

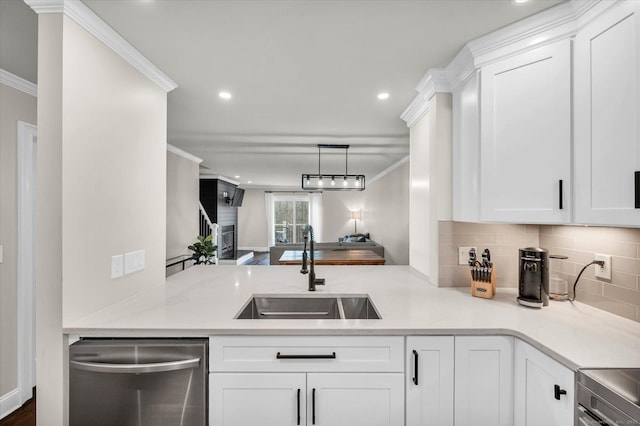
[269,235,384,265]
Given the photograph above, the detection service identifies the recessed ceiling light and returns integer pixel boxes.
[219,91,232,99]
[377,92,390,100]
[247,180,252,184]
[511,0,530,4]
[234,175,240,179]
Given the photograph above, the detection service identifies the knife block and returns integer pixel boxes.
[470,267,496,299]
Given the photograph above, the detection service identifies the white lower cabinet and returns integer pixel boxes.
[406,335,514,426]
[406,336,455,426]
[209,335,575,426]
[210,372,403,426]
[210,372,306,426]
[454,336,514,426]
[208,336,405,426]
[514,340,574,426]
[307,373,404,426]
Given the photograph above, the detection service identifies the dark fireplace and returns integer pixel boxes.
[220,225,235,259]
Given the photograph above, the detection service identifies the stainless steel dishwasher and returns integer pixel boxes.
[69,338,208,426]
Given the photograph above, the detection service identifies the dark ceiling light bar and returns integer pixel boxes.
[301,144,365,191]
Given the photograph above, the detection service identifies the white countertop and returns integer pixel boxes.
[65,265,640,370]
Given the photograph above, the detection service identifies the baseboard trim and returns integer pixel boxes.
[238,246,269,252]
[0,388,21,420]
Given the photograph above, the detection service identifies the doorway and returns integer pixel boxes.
[17,121,36,406]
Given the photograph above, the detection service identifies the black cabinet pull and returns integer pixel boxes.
[554,384,567,400]
[277,352,336,359]
[312,388,316,425]
[412,350,419,385]
[559,180,564,210]
[635,171,640,209]
[296,388,301,425]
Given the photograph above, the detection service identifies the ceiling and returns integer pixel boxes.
[3,0,564,188]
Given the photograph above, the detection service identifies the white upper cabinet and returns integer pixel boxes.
[480,39,571,223]
[574,0,640,226]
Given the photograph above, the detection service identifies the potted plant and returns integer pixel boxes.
[188,235,218,265]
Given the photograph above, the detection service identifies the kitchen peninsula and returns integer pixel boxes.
[67,265,640,425]
[67,265,640,367]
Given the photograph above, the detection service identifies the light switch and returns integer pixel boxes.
[111,255,123,279]
[124,250,145,275]
[0,244,3,263]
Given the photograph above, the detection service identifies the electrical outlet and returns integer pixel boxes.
[111,255,123,279]
[458,246,477,265]
[594,253,612,280]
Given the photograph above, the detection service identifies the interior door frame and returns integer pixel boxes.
[17,120,37,405]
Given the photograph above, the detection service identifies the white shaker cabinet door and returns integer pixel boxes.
[210,372,306,426]
[514,340,574,426]
[480,40,571,223]
[574,0,640,226]
[306,373,404,426]
[406,336,455,426]
[454,336,514,426]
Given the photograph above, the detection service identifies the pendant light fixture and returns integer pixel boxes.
[302,144,365,191]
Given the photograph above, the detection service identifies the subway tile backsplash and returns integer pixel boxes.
[439,221,640,323]
[539,225,640,323]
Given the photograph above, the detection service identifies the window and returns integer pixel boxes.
[265,192,322,247]
[274,198,309,243]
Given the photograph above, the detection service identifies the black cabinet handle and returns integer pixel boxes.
[635,171,640,209]
[276,352,336,359]
[296,388,301,425]
[559,180,564,210]
[312,388,316,425]
[412,350,419,385]
[554,384,567,400]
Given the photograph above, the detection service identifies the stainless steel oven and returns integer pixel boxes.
[70,338,208,426]
[576,368,640,425]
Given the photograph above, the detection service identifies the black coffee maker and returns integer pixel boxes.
[517,247,549,308]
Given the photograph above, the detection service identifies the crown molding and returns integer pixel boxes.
[167,144,203,164]
[24,0,177,93]
[403,0,614,120]
[368,155,410,185]
[401,68,449,128]
[199,174,240,186]
[0,69,37,97]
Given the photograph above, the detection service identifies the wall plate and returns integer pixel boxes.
[594,253,611,280]
[458,246,477,265]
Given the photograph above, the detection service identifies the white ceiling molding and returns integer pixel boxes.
[368,155,410,186]
[24,0,177,93]
[167,144,203,164]
[0,69,37,97]
[199,174,240,186]
[402,0,609,125]
[400,68,449,128]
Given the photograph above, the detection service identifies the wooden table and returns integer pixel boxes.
[278,250,385,265]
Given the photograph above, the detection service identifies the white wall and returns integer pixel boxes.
[36,14,169,426]
[409,93,452,281]
[166,150,199,260]
[362,161,409,265]
[237,188,268,250]
[0,83,36,403]
[322,191,365,241]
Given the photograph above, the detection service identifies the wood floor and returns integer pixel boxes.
[242,251,270,265]
[0,394,35,426]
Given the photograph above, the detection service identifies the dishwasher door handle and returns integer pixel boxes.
[70,357,201,374]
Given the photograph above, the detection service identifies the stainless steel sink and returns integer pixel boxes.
[235,295,380,320]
